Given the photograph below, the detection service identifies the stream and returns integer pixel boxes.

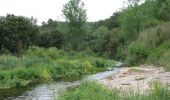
[1,67,123,100]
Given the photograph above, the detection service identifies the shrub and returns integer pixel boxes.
[127,41,149,65]
[39,67,52,82]
[115,45,127,61]
[83,60,95,74]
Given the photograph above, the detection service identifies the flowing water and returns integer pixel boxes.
[0,67,122,100]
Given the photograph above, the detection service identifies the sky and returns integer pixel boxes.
[0,0,124,25]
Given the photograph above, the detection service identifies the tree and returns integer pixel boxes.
[39,19,65,49]
[157,0,170,21]
[62,0,87,50]
[119,0,161,41]
[127,0,141,6]
[0,16,5,53]
[92,26,108,53]
[37,30,65,49]
[0,14,39,55]
[102,28,123,58]
[119,7,141,40]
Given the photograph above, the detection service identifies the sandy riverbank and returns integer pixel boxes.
[100,65,170,93]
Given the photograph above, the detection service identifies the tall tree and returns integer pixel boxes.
[62,0,87,50]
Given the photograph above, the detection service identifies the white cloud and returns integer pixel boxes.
[0,0,124,25]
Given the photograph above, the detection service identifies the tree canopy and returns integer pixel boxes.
[62,0,87,50]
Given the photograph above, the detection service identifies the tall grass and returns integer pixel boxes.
[138,22,170,70]
[0,46,116,89]
[147,40,170,71]
[125,22,170,68]
[62,81,170,100]
[62,81,120,100]
[139,22,170,48]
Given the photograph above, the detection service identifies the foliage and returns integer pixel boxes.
[62,0,87,50]
[93,12,121,30]
[127,41,149,65]
[156,0,170,21]
[39,67,52,82]
[139,22,170,48]
[38,19,66,49]
[126,22,170,66]
[92,26,108,53]
[147,40,170,71]
[102,28,124,58]
[0,14,39,55]
[0,47,115,89]
[36,30,65,49]
[119,0,160,41]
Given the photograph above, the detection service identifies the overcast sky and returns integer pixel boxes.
[0,0,124,25]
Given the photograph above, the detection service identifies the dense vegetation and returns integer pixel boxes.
[0,47,115,89]
[62,81,170,100]
[1,0,170,69]
[0,15,39,56]
[0,0,170,99]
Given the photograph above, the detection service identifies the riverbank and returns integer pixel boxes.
[62,80,170,100]
[0,47,116,89]
[100,65,170,93]
[0,65,123,99]
[62,65,170,100]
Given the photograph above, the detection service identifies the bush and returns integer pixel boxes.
[39,67,52,82]
[115,45,127,61]
[127,41,149,65]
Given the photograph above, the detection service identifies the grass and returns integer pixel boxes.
[0,46,116,89]
[61,81,120,100]
[61,81,170,100]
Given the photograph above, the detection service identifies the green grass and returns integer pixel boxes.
[61,81,170,100]
[0,46,116,89]
[61,81,120,100]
